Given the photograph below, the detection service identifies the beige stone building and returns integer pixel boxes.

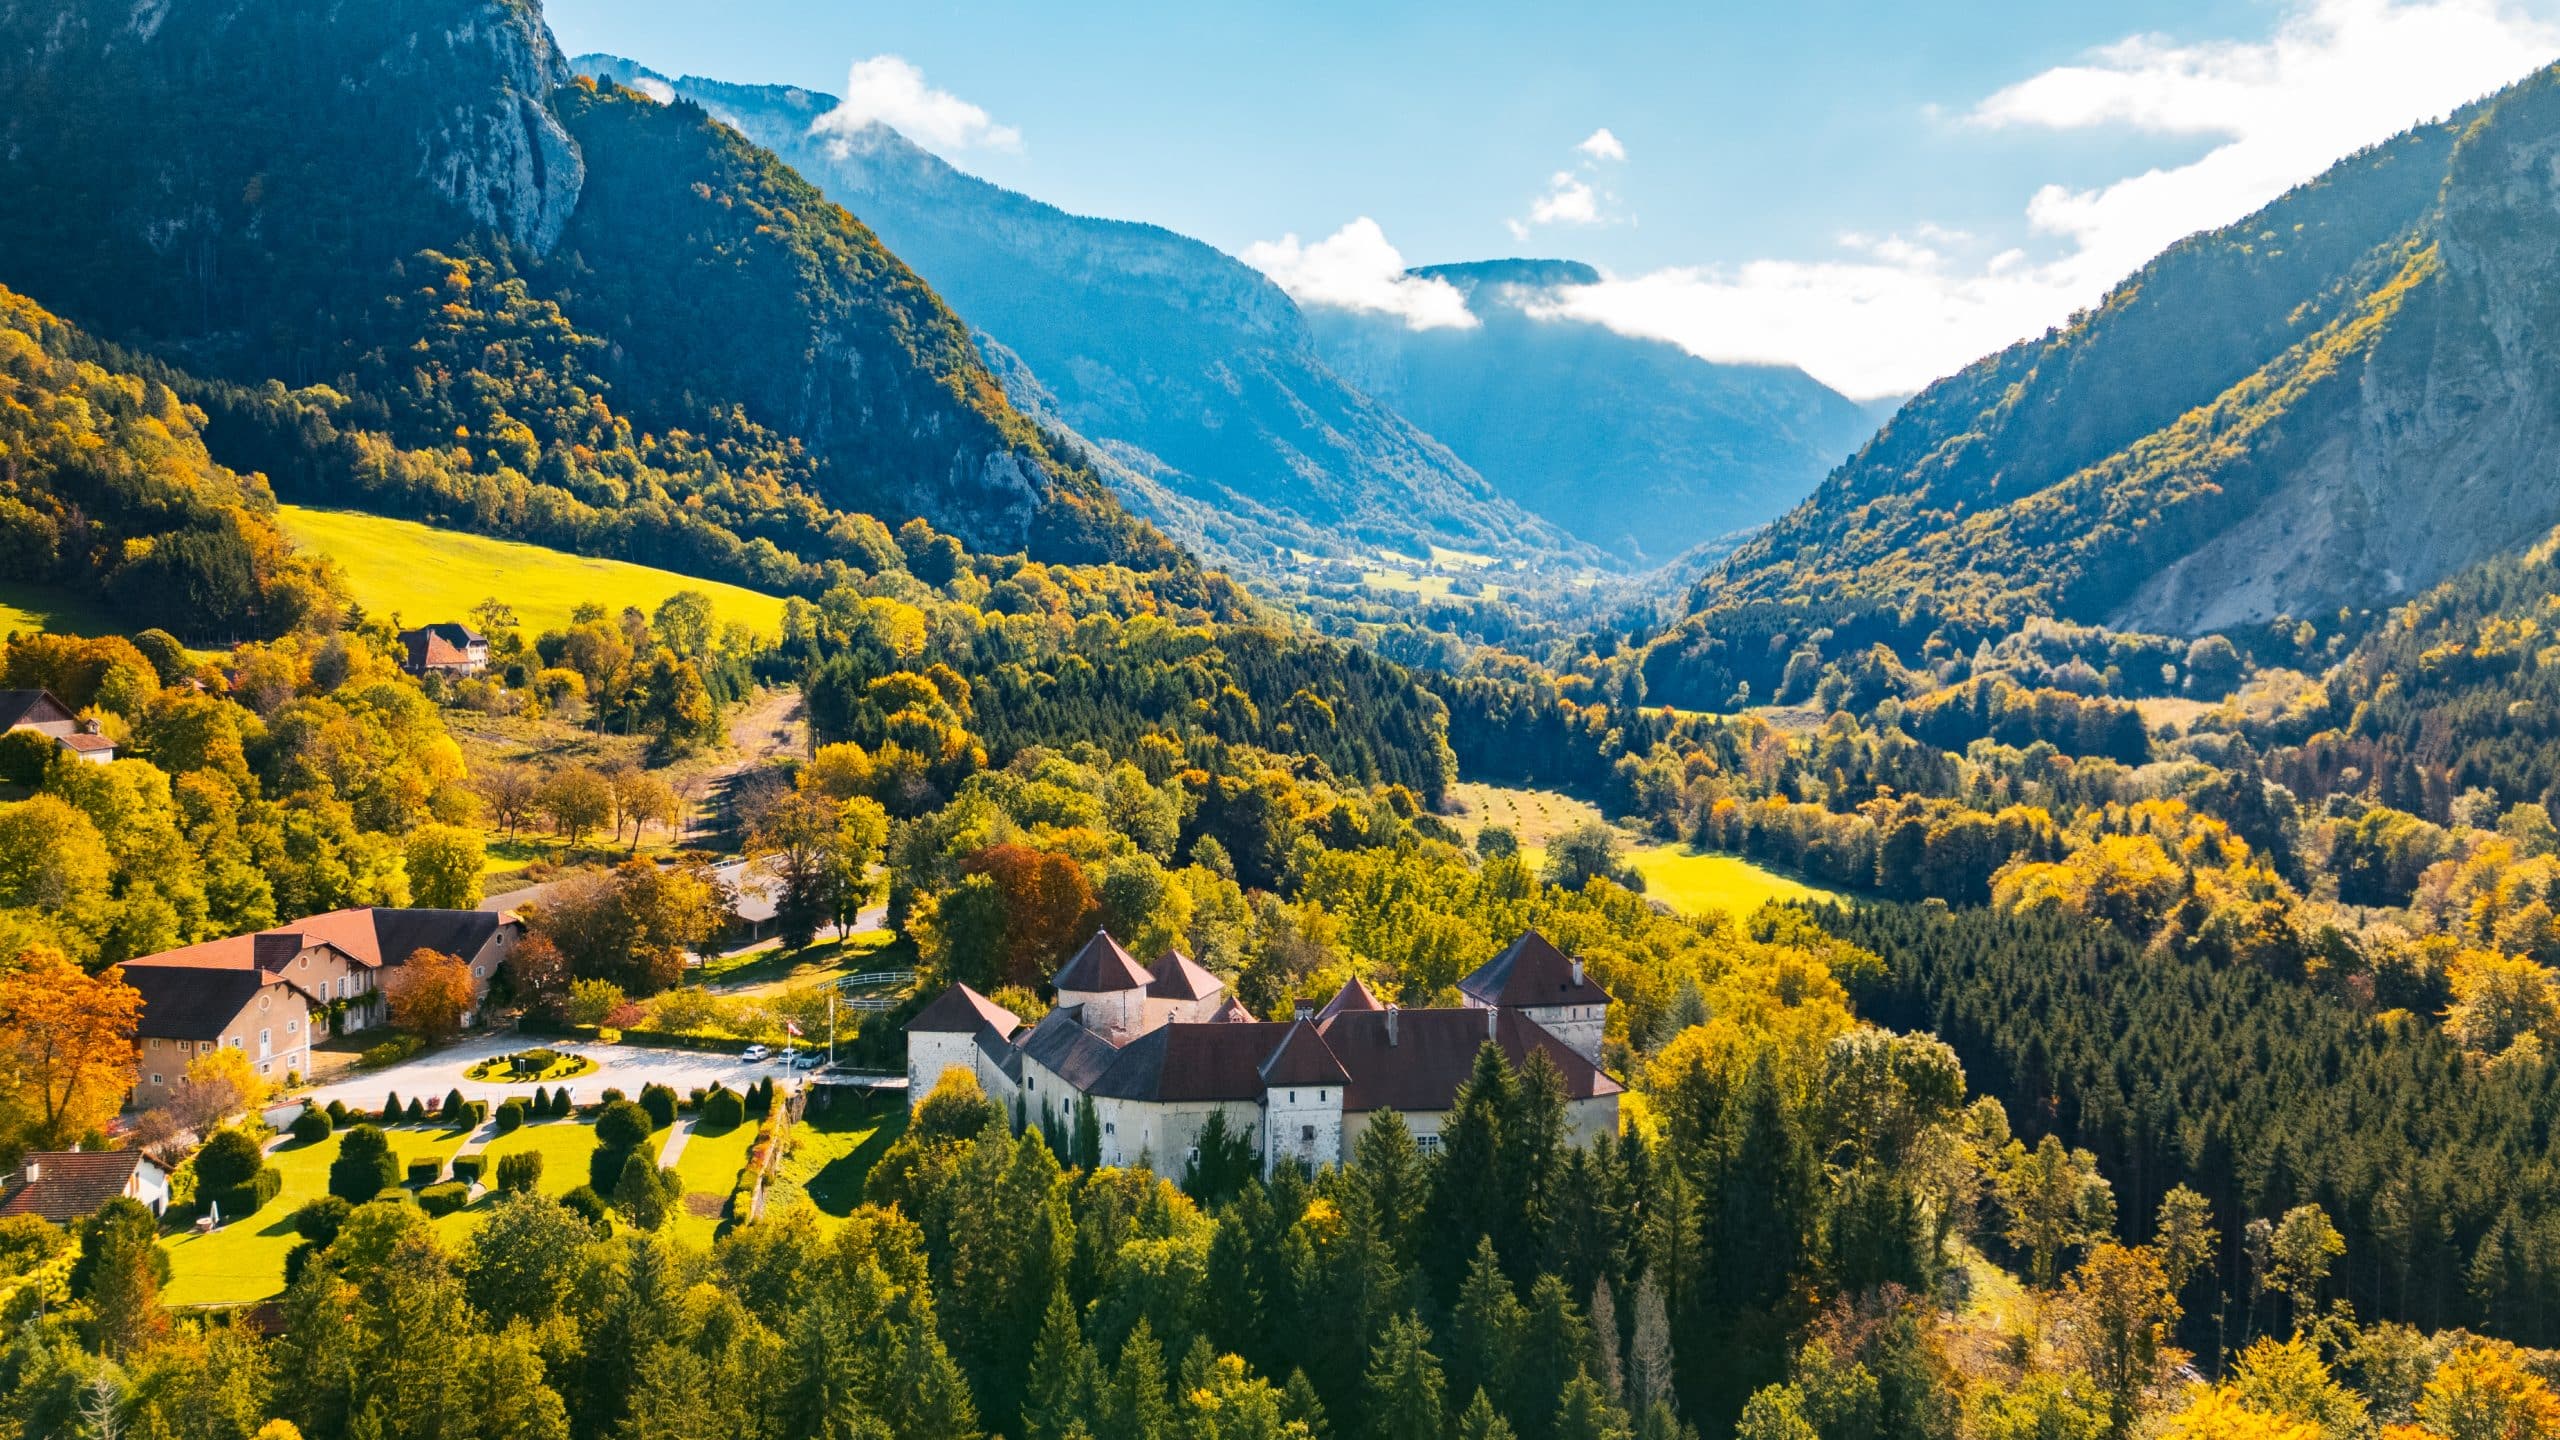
[906,929,1621,1176]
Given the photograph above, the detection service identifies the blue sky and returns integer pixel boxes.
[549,0,2560,397]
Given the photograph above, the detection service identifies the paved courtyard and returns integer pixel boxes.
[297,1032,813,1117]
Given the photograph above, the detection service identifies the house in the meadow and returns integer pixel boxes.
[395,623,490,677]
[0,689,116,764]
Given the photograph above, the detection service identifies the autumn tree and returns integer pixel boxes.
[0,946,141,1148]
[382,948,477,1043]
[404,823,486,909]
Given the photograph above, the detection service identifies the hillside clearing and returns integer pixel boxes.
[0,579,125,640]
[276,506,790,640]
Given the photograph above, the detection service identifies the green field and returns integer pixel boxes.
[1622,845,1842,918]
[472,1118,603,1200]
[162,1121,477,1307]
[768,1095,904,1220]
[0,578,123,640]
[276,506,789,640]
[668,1118,759,1244]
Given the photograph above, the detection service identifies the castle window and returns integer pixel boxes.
[1289,1091,1297,1103]
[1419,1134,1441,1152]
[1300,1125,1315,1142]
[1104,1122,1116,1135]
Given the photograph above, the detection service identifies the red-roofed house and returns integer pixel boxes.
[122,907,522,1107]
[396,623,490,677]
[0,1149,170,1221]
[0,689,116,764]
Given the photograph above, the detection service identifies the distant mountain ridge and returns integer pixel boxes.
[1641,61,2560,707]
[1308,259,1880,565]
[575,55,1597,576]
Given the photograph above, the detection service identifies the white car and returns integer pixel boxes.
[740,1044,771,1062]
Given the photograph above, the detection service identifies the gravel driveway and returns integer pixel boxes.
[298,1032,812,1116]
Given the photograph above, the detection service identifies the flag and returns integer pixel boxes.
[784,1019,804,1038]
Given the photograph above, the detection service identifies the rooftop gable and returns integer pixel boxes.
[1458,930,1611,1010]
[1146,949,1224,1002]
[906,983,1023,1037]
[1319,1006,1621,1113]
[1258,1018,1352,1088]
[1316,975,1386,1022]
[1053,930,1152,994]
[0,689,73,731]
[0,1151,154,1223]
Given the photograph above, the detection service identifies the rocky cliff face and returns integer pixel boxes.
[1691,63,2560,641]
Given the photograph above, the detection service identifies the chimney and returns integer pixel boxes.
[1386,1004,1399,1046]
[1293,998,1315,1022]
[1487,1007,1499,1039]
[20,1160,34,1183]
[1570,958,1584,986]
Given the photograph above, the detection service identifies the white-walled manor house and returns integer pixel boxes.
[906,928,1621,1175]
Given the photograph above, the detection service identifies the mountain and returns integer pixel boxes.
[1306,260,1880,565]
[574,56,1595,577]
[0,0,1185,589]
[1640,61,2560,707]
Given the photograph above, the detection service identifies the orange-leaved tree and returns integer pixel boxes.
[382,947,477,1044]
[0,945,142,1148]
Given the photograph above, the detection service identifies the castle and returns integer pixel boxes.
[905,929,1621,1175]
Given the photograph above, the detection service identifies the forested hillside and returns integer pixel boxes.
[0,0,1184,592]
[0,285,338,639]
[1647,62,2560,709]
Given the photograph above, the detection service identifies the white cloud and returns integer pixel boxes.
[1240,218,1479,330]
[1542,0,2560,398]
[629,75,675,105]
[1577,127,1628,162]
[1512,127,1629,235]
[809,55,1023,157]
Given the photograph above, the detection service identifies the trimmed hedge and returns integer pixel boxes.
[450,1153,488,1187]
[203,1165,282,1221]
[417,1181,470,1217]
[330,1125,402,1203]
[496,1151,543,1194]
[324,1098,350,1127]
[700,1086,744,1129]
[361,1032,425,1069]
[560,1184,609,1227]
[291,1106,333,1144]
[638,1084,677,1130]
[405,1157,444,1188]
[495,1099,526,1133]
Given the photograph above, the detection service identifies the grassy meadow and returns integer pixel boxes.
[276,506,789,640]
[1446,780,1843,920]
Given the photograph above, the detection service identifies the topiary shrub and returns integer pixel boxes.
[291,1106,333,1144]
[530,1086,551,1114]
[325,1098,350,1127]
[405,1158,443,1188]
[700,1085,744,1130]
[381,1092,403,1122]
[496,1151,543,1194]
[553,1087,576,1117]
[329,1126,402,1204]
[201,1165,281,1222]
[599,1088,626,1108]
[441,1088,469,1125]
[495,1099,526,1133]
[464,1099,488,1127]
[417,1181,470,1217]
[593,1100,654,1153]
[450,1153,488,1187]
[611,1149,677,1231]
[559,1184,610,1228]
[638,1084,677,1130]
[195,1129,264,1192]
[293,1195,352,1247]
[744,1077,774,1117]
[404,1097,428,1124]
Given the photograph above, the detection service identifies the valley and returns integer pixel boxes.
[3,5,2560,1440]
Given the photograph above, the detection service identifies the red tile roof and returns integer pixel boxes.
[1458,930,1610,1009]
[55,732,114,754]
[0,1151,157,1223]
[1054,931,1152,993]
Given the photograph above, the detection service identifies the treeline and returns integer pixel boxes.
[1845,901,2560,1347]
[0,285,338,639]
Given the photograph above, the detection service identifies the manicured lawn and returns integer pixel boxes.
[465,1051,596,1085]
[769,1095,905,1220]
[471,1118,602,1200]
[667,1118,759,1244]
[275,505,789,640]
[161,1121,476,1307]
[1621,846,1842,918]
[704,929,906,996]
